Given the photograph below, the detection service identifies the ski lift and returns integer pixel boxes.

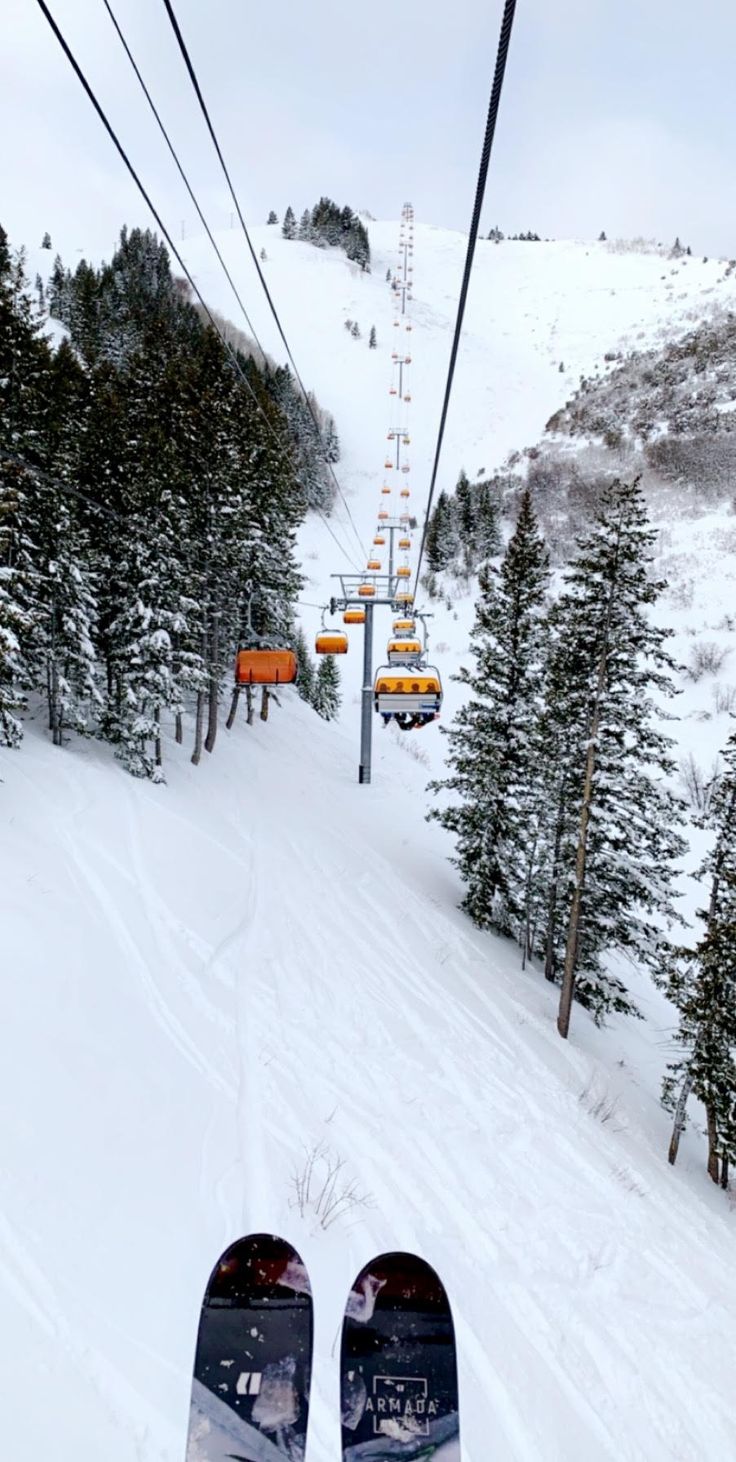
[374,535,386,546]
[404,393,412,403]
[400,464,411,475]
[389,386,397,395]
[387,637,423,665]
[378,510,389,521]
[315,629,348,655]
[235,648,297,686]
[367,559,381,571]
[402,435,411,444]
[384,459,393,470]
[387,431,395,440]
[373,667,442,729]
[381,485,391,494]
[396,565,411,579]
[406,323,413,332]
[358,583,376,598]
[398,536,411,550]
[234,602,297,686]
[393,617,416,634]
[344,607,365,625]
[394,590,414,606]
[400,486,411,497]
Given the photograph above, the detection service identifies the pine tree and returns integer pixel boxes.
[385,268,392,282]
[661,729,736,1184]
[313,655,341,720]
[41,231,52,250]
[267,210,278,225]
[368,326,377,349]
[424,490,458,573]
[429,490,550,938]
[536,478,687,1033]
[598,230,607,242]
[298,209,313,241]
[350,322,360,339]
[260,248,268,262]
[282,206,297,240]
[294,627,315,703]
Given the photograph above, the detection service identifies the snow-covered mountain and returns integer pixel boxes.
[3,221,736,1462]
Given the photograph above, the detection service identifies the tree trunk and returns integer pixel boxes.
[721,1155,729,1190]
[204,611,219,754]
[544,797,566,982]
[191,690,205,765]
[154,705,162,771]
[175,711,183,745]
[668,1068,694,1165]
[260,687,269,722]
[706,1105,720,1185]
[191,620,208,766]
[558,697,602,1040]
[226,683,241,730]
[246,684,254,726]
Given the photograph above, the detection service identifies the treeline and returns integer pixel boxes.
[423,470,503,580]
[430,480,736,1183]
[278,199,370,269]
[0,224,337,780]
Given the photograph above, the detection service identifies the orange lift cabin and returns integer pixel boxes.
[344,607,366,625]
[393,617,416,635]
[386,637,423,665]
[235,647,297,686]
[366,559,382,571]
[373,666,442,731]
[315,628,348,655]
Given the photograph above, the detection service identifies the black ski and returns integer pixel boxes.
[340,1251,460,1459]
[185,1233,313,1462]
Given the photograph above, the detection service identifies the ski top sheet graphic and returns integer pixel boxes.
[340,1252,460,1461]
[185,1234,312,1462]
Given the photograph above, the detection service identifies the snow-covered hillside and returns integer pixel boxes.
[3,222,736,1462]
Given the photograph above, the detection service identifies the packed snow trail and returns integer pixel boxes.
[4,225,736,1460]
[2,698,735,1462]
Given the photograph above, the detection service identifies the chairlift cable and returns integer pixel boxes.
[413,0,518,596]
[160,0,368,566]
[32,0,362,574]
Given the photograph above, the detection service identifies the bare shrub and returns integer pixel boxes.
[290,1143,375,1230]
[678,752,722,815]
[713,683,736,715]
[687,641,729,680]
[579,1078,622,1128]
[389,723,430,767]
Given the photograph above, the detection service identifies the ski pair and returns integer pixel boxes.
[185,1232,460,1460]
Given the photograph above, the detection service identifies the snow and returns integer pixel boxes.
[3,221,736,1460]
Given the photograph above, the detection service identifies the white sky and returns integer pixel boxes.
[2,0,735,263]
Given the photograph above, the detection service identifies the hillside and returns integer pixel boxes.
[3,222,736,1461]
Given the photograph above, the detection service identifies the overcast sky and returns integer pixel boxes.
[2,0,735,264]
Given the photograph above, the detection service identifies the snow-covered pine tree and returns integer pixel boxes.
[369,326,377,349]
[350,322,360,339]
[313,655,341,720]
[298,209,313,241]
[0,228,48,744]
[282,207,297,240]
[34,339,100,744]
[294,627,315,704]
[41,231,52,249]
[429,489,549,938]
[535,477,686,1033]
[424,490,458,573]
[267,210,278,225]
[661,728,736,1184]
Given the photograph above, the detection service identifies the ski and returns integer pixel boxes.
[185,1233,313,1462]
[340,1251,460,1459]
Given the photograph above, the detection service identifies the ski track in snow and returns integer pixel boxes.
[3,224,736,1461]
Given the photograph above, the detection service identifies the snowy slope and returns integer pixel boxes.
[3,223,736,1462]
